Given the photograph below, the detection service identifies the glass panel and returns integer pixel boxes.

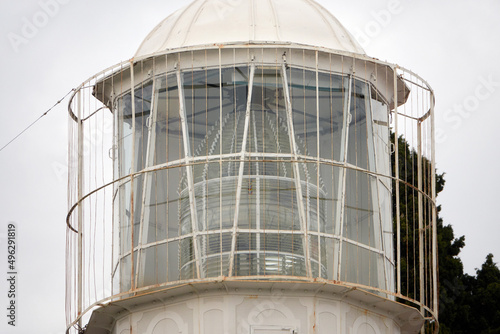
[180,163,236,235]
[250,67,288,154]
[167,240,179,282]
[310,235,328,279]
[386,259,395,293]
[324,237,336,280]
[371,86,391,183]
[132,174,144,248]
[183,69,221,157]
[319,164,342,234]
[380,183,393,261]
[261,233,305,276]
[136,243,168,288]
[343,170,377,247]
[203,233,231,277]
[235,233,258,276]
[155,74,183,164]
[168,167,181,239]
[112,63,399,290]
[310,234,319,277]
[133,82,153,172]
[179,237,196,280]
[318,72,348,162]
[289,67,318,157]
[302,163,326,233]
[120,254,131,291]
[192,162,222,231]
[144,170,169,244]
[117,94,132,177]
[140,246,158,287]
[341,242,380,288]
[119,181,132,254]
[347,80,370,170]
[237,175,259,229]
[220,66,250,155]
[117,81,153,174]
[112,194,120,294]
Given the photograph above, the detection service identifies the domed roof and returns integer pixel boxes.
[135,0,365,57]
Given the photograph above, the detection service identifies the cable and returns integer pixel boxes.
[0,88,75,153]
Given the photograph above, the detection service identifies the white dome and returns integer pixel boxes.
[135,0,365,57]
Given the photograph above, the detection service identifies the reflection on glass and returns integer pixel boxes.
[111,62,394,294]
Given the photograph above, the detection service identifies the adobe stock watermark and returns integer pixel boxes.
[7,0,73,53]
[211,0,244,21]
[353,0,404,49]
[436,74,499,144]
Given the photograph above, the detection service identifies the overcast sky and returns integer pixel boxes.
[0,0,499,333]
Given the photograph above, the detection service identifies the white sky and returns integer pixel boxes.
[0,0,499,333]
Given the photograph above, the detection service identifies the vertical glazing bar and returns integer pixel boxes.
[335,73,353,281]
[219,49,223,276]
[315,51,321,275]
[430,93,438,317]
[251,110,261,274]
[135,77,157,288]
[281,59,312,278]
[368,92,389,291]
[129,61,136,291]
[110,66,119,298]
[393,67,401,295]
[176,65,202,279]
[76,90,83,324]
[111,95,116,298]
[228,62,256,277]
[164,54,170,282]
[418,120,425,325]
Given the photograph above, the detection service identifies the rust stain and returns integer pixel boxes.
[247,295,259,299]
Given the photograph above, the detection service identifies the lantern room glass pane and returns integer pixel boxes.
[154,74,183,164]
[111,58,394,295]
[289,67,318,157]
[183,69,221,157]
[347,80,371,170]
[318,72,348,162]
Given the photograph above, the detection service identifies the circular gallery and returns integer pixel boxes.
[66,1,438,333]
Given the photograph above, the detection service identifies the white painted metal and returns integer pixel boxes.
[76,90,83,326]
[135,76,158,288]
[229,63,256,277]
[83,281,424,334]
[129,61,137,290]
[176,67,203,279]
[135,0,365,58]
[393,68,401,296]
[315,51,321,278]
[251,108,262,275]
[66,2,439,332]
[281,60,312,278]
[417,121,425,334]
[335,74,353,281]
[431,96,438,319]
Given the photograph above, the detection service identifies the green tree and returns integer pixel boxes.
[392,134,500,333]
[468,254,500,333]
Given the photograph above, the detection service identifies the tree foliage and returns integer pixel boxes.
[392,134,500,333]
